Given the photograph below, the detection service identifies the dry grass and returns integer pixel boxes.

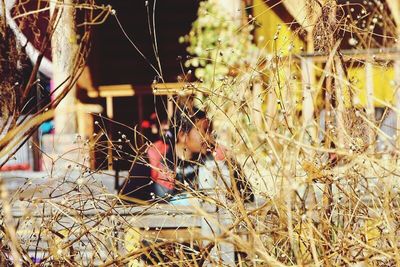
[1,0,400,266]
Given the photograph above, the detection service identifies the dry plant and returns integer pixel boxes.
[2,0,400,266]
[173,0,400,266]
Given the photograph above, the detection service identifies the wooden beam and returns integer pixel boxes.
[152,82,197,95]
[88,84,136,98]
[296,48,400,62]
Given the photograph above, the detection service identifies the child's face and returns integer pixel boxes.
[180,118,211,154]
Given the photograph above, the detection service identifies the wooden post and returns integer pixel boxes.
[167,96,174,125]
[365,62,374,118]
[301,57,315,141]
[302,22,316,141]
[76,103,103,169]
[32,73,42,171]
[365,62,376,148]
[334,59,345,149]
[105,97,114,170]
[324,74,333,149]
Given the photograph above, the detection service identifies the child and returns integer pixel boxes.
[120,107,253,203]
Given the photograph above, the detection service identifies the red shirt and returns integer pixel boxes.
[147,140,228,190]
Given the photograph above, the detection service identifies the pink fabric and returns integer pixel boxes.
[147,140,175,190]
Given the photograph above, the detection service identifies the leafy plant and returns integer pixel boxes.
[180,0,259,88]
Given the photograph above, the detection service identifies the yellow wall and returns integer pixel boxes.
[348,66,395,107]
[253,0,303,54]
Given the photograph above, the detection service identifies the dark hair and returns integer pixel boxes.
[165,106,210,144]
[162,107,210,167]
[175,107,207,133]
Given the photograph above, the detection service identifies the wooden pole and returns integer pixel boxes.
[324,74,333,149]
[365,62,376,149]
